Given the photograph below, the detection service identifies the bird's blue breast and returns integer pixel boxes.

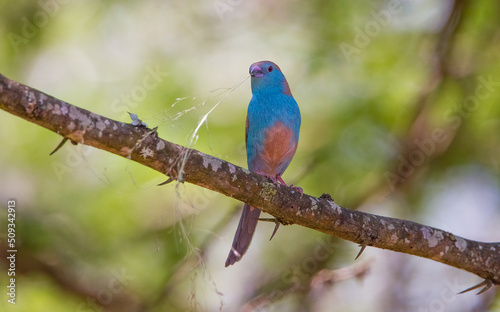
[246,92,301,173]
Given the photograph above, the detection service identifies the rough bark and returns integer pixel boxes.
[1,73,499,288]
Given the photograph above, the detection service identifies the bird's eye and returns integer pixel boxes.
[268,66,273,72]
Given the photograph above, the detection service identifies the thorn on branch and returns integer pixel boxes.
[49,137,77,155]
[269,221,280,241]
[157,177,174,186]
[149,126,158,138]
[458,279,493,295]
[258,218,278,222]
[319,193,334,201]
[157,168,178,186]
[257,218,282,240]
[49,137,68,155]
[354,244,367,260]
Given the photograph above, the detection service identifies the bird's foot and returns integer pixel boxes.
[277,175,303,197]
[256,171,283,187]
[256,172,303,197]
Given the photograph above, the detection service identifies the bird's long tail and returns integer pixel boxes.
[225,204,261,267]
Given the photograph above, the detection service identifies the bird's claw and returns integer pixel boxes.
[256,171,283,188]
[256,172,303,197]
[269,176,282,187]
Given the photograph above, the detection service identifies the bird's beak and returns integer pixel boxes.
[250,65,264,78]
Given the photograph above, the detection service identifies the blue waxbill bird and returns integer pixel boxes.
[225,61,301,266]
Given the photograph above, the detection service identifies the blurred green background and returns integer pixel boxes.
[1,0,500,311]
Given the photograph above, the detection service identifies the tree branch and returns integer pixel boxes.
[1,73,499,288]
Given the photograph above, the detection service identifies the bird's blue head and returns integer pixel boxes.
[249,61,292,96]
